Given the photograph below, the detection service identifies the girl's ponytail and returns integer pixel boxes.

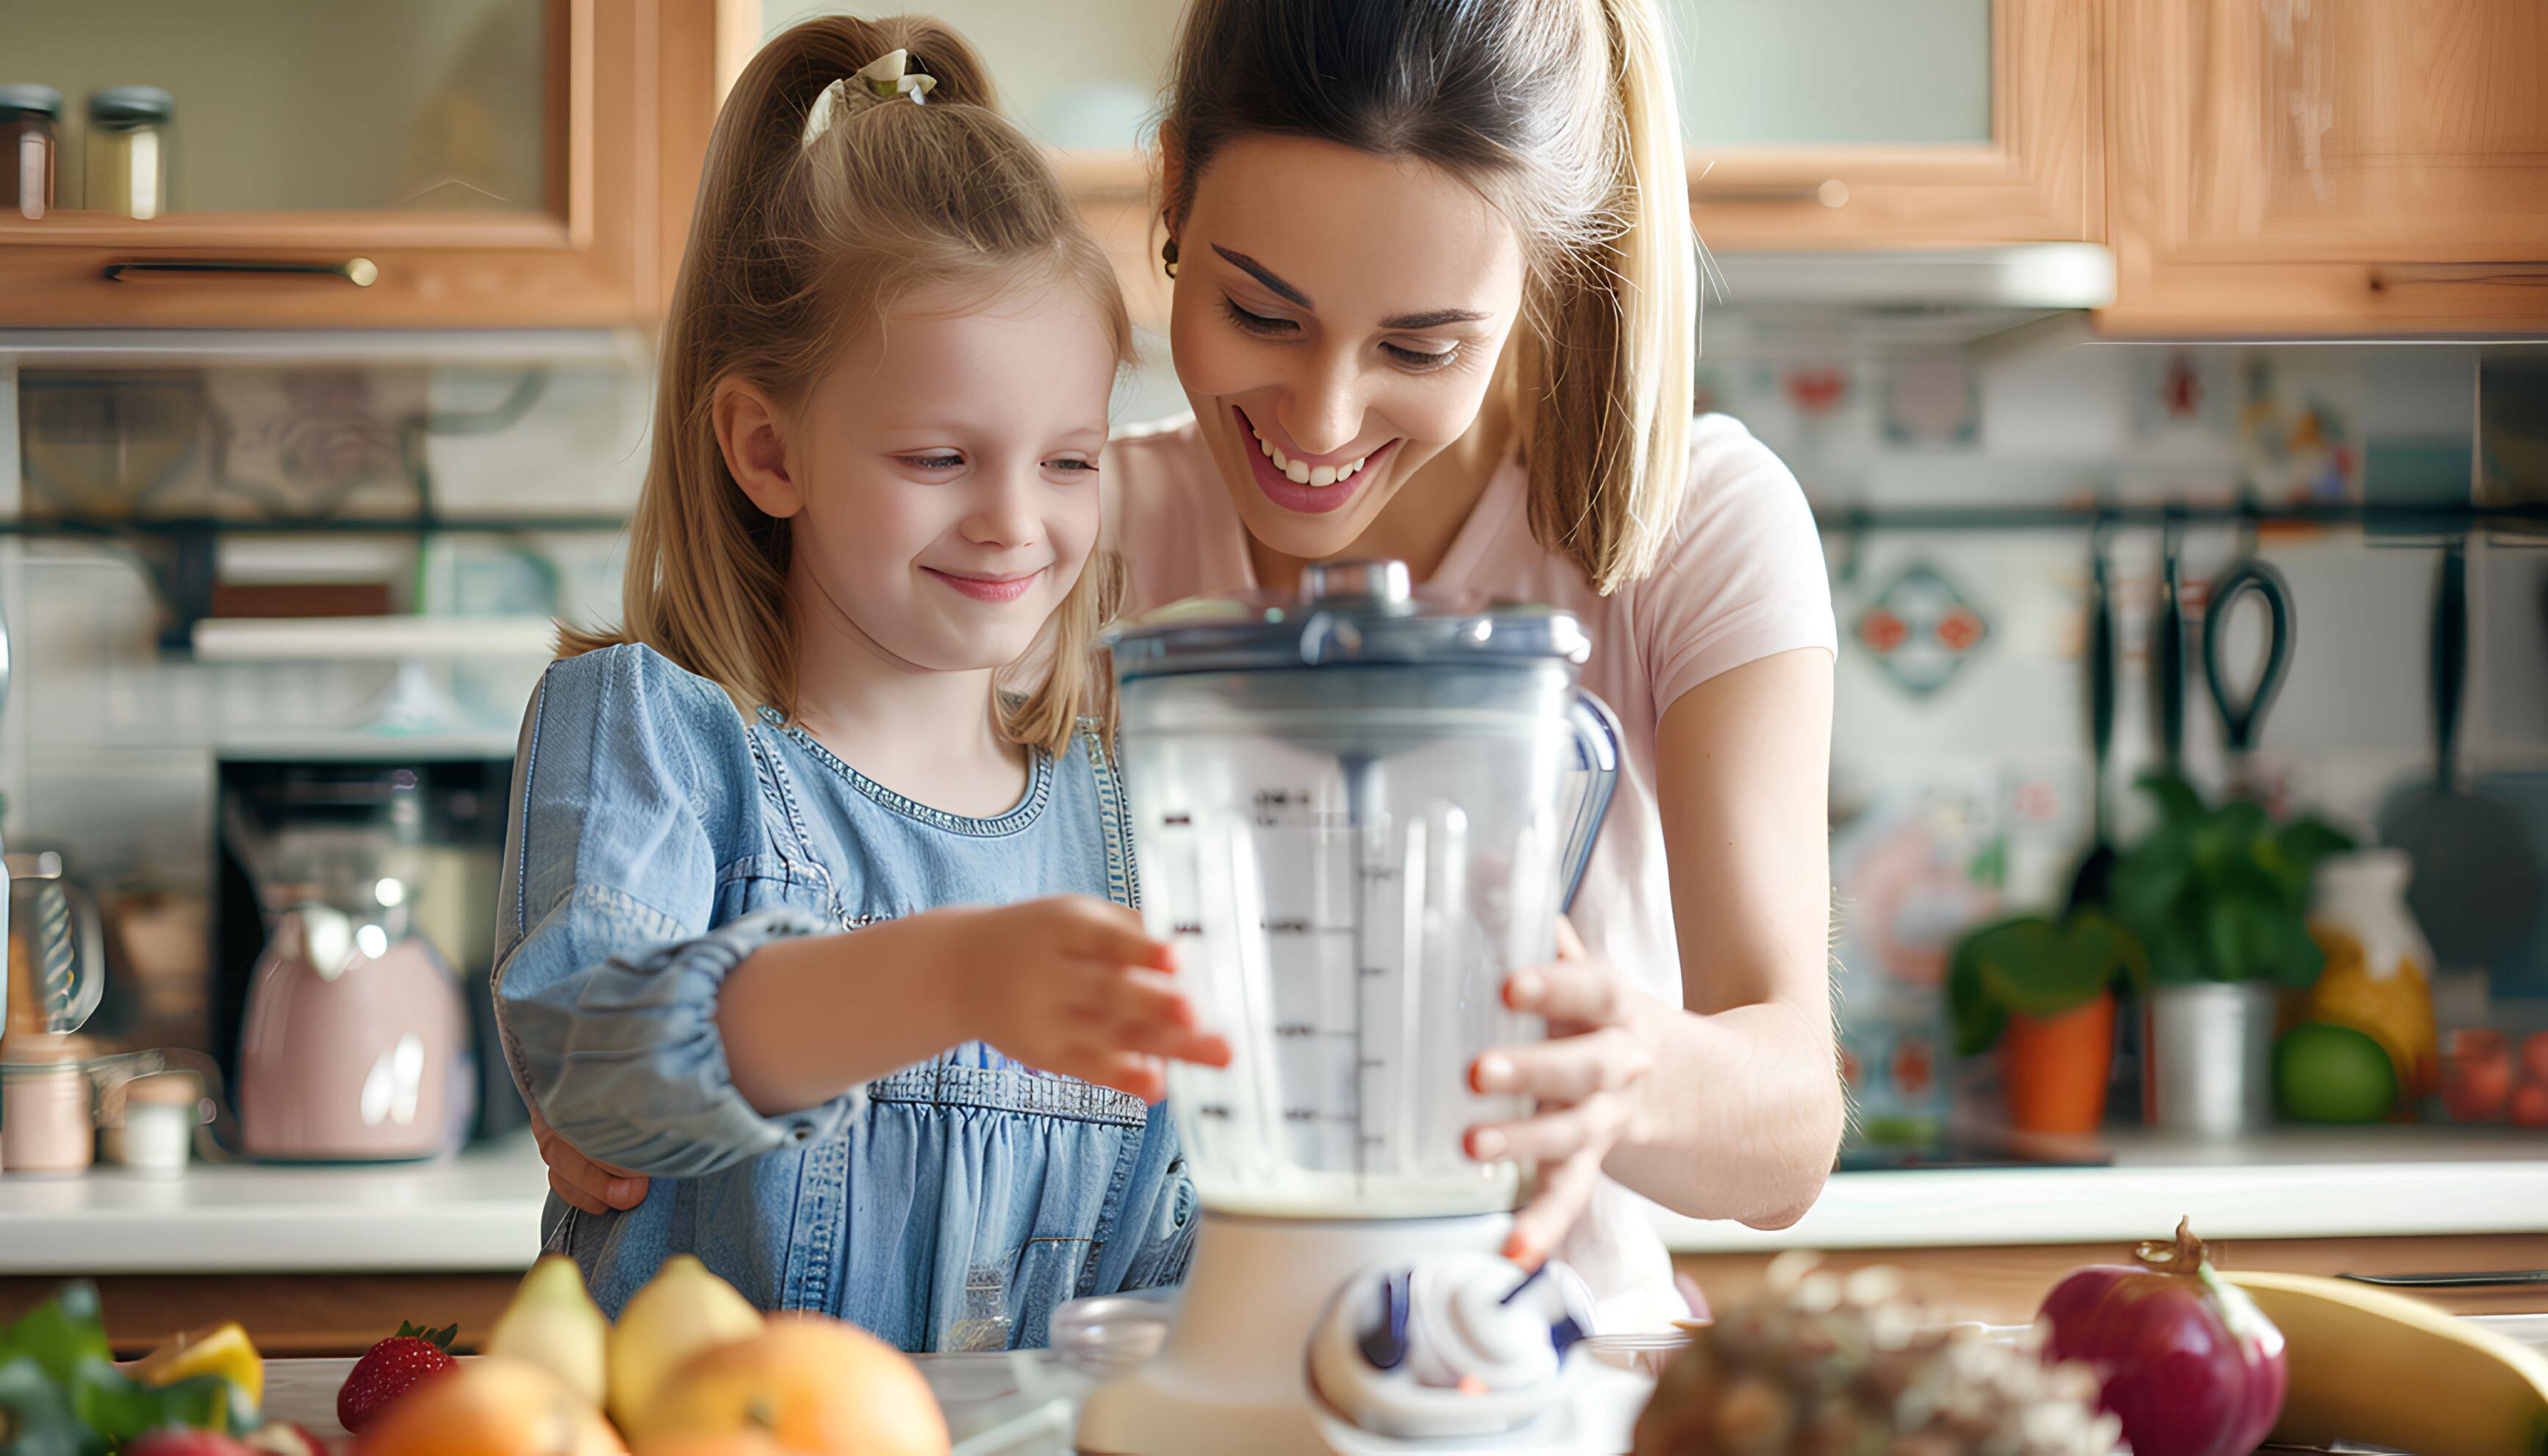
[568,14,1132,755]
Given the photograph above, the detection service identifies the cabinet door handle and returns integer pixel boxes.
[2339,1269,2548,1288]
[1691,179,1850,209]
[102,257,379,286]
[2366,263,2548,293]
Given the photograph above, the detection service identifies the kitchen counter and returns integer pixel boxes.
[1653,1126,2548,1252]
[4,1127,2542,1276]
[0,1136,549,1275]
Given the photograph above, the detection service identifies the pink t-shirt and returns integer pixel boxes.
[1105,413,1837,1327]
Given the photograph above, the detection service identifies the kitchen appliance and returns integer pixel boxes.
[223,763,472,1160]
[1077,561,1649,1455]
[215,757,525,1143]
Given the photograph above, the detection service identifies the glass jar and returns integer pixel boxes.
[104,1071,199,1177]
[0,84,60,221]
[1,1033,98,1177]
[85,86,174,220]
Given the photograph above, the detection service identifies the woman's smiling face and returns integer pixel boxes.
[1167,134,1528,563]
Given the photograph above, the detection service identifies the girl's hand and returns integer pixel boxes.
[954,896,1232,1102]
[1464,917,1659,1268]
[531,1100,650,1215]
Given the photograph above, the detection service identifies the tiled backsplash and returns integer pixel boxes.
[5,335,2544,1074]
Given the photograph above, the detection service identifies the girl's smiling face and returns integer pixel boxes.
[1167,134,1528,563]
[724,281,1116,674]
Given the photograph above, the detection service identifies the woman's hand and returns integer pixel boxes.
[954,896,1232,1102]
[1464,917,1660,1268]
[530,1100,650,1216]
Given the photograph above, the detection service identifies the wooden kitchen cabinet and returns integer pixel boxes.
[2105,0,2548,334]
[0,0,733,329]
[905,0,2100,299]
[1677,0,2104,249]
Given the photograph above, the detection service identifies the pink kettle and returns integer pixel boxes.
[238,903,472,1160]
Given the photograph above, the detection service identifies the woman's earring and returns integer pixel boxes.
[1160,236,1179,279]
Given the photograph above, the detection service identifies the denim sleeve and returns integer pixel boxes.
[492,646,862,1177]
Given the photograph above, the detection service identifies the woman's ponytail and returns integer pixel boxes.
[1517,0,1693,595]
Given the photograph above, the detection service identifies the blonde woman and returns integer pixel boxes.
[494,16,1229,1352]
[542,0,1842,1335]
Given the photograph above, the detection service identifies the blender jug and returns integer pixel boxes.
[1110,560,1620,1218]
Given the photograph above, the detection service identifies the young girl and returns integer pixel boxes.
[491,15,1230,1352]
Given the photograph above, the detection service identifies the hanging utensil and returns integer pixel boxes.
[2150,520,2188,783]
[2377,542,2542,968]
[2066,526,2119,911]
[2200,557,2295,801]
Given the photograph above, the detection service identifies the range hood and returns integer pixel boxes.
[1696,243,2114,353]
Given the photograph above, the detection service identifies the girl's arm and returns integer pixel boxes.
[1469,649,1843,1260]
[520,893,1230,1210]
[715,896,1229,1115]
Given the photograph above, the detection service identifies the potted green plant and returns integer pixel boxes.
[1949,910,2145,1135]
[2108,773,2353,1135]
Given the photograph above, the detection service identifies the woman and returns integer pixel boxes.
[537,0,1841,1331]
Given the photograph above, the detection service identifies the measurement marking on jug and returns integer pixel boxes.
[1263,919,1352,936]
[1160,813,1191,827]
[1171,922,1203,936]
[1195,1104,1232,1120]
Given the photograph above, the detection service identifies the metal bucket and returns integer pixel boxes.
[2144,982,2277,1137]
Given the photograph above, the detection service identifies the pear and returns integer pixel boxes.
[608,1255,765,1436]
[485,1254,610,1409]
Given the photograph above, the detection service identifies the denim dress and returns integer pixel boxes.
[491,643,1194,1351]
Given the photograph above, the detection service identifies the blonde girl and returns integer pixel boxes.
[493,15,1228,1352]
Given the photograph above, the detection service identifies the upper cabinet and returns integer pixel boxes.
[2106,0,2548,334]
[1677,0,2102,249]
[0,0,724,329]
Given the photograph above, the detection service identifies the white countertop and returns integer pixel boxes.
[1655,1126,2548,1252]
[5,1127,2546,1274]
[0,1136,551,1274]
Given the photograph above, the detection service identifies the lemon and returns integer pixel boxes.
[2275,1021,2399,1124]
[134,1319,265,1408]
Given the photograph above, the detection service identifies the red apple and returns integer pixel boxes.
[2509,1080,2548,1129]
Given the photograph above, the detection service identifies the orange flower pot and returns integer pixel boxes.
[2002,990,2117,1136]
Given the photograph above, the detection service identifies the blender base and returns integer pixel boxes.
[1074,1210,1648,1455]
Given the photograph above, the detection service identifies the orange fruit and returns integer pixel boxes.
[642,1315,946,1456]
[352,1356,624,1456]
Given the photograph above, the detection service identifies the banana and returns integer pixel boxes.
[607,1253,765,1436]
[2221,1268,2548,1455]
[485,1253,612,1409]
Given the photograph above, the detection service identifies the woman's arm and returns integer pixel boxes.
[1609,646,1841,1222]
[1471,647,1841,1259]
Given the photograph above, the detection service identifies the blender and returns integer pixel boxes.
[1077,561,1650,1455]
[226,766,474,1160]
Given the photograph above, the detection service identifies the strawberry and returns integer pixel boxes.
[335,1321,458,1433]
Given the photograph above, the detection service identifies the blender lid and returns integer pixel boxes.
[1109,559,1590,676]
